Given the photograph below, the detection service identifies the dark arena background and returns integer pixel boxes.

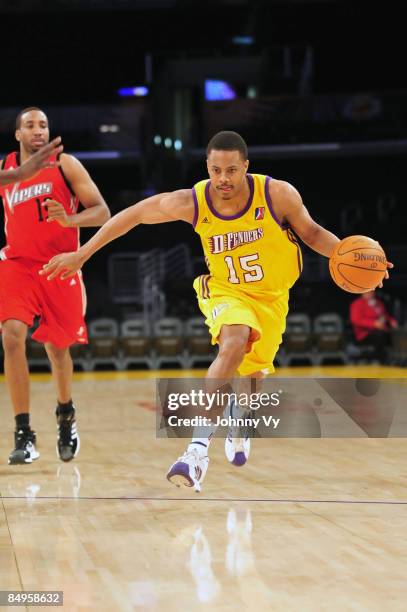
[0,1,406,610]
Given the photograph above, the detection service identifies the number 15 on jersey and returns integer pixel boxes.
[224,253,264,284]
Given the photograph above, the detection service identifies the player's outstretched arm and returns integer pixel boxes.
[271,179,393,283]
[0,137,63,185]
[40,189,194,280]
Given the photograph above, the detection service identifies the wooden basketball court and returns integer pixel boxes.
[0,366,406,611]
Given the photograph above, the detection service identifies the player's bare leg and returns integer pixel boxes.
[2,319,39,464]
[167,324,254,490]
[206,324,251,379]
[2,320,30,415]
[45,343,80,462]
[45,344,73,403]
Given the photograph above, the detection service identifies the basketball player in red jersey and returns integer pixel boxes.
[0,107,110,465]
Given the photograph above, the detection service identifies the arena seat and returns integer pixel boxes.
[282,313,314,365]
[88,318,121,370]
[313,313,349,365]
[153,317,186,369]
[120,319,154,369]
[184,317,215,368]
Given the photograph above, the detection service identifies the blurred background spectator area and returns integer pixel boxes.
[0,0,405,368]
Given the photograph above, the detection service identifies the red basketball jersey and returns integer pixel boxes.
[0,152,79,262]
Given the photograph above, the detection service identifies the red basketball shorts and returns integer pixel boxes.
[0,258,88,348]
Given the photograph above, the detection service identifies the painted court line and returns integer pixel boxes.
[1,495,407,505]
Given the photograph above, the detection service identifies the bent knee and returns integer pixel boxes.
[2,321,27,351]
[218,335,250,361]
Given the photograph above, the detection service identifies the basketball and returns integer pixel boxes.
[329,235,387,293]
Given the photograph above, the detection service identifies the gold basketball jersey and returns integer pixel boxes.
[193,173,302,296]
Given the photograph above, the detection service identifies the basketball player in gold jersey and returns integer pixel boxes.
[40,131,386,491]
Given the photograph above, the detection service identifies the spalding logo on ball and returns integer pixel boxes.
[329,235,387,293]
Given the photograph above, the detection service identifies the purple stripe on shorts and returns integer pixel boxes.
[204,275,210,298]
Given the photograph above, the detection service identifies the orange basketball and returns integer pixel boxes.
[329,235,387,293]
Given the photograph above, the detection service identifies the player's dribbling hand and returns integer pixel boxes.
[39,252,82,281]
[44,199,72,227]
[16,137,63,181]
[377,261,393,288]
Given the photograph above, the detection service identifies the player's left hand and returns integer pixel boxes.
[39,251,83,281]
[44,199,73,227]
[378,261,393,288]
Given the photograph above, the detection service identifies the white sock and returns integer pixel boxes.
[229,399,247,419]
[228,399,248,438]
[189,399,248,453]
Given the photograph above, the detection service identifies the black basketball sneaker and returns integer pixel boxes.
[8,429,40,464]
[56,406,80,462]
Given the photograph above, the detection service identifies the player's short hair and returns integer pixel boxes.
[206,131,248,160]
[15,107,47,130]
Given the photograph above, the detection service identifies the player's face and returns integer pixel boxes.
[206,150,249,199]
[15,110,50,154]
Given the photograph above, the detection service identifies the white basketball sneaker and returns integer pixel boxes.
[225,435,251,467]
[224,399,251,467]
[167,447,209,493]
